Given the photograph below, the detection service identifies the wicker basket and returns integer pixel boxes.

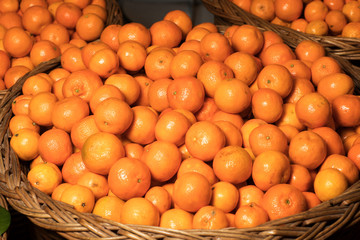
[1,2,360,240]
[202,0,360,93]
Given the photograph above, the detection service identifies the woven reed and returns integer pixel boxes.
[202,0,360,94]
[0,1,360,239]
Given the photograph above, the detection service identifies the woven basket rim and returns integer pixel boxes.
[0,2,360,239]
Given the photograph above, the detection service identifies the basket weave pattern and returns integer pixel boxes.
[202,0,360,93]
[0,1,360,239]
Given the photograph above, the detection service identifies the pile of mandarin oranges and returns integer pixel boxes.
[3,0,360,230]
[231,0,360,38]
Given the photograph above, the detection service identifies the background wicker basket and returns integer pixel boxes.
[202,0,360,94]
[0,1,360,239]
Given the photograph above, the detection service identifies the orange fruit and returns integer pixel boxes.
[167,76,205,113]
[148,78,172,112]
[193,22,218,33]
[92,195,125,222]
[89,84,125,113]
[100,24,122,51]
[185,120,226,161]
[290,18,309,33]
[213,146,253,184]
[155,109,191,146]
[197,60,234,98]
[325,10,348,35]
[249,123,288,157]
[211,181,239,213]
[276,102,305,131]
[342,22,360,38]
[108,157,151,200]
[256,64,293,99]
[10,128,40,161]
[261,184,307,220]
[305,20,329,36]
[60,46,87,72]
[88,48,119,79]
[342,1,360,22]
[0,50,10,79]
[144,186,172,214]
[238,185,264,207]
[224,51,258,86]
[160,208,193,230]
[278,125,300,143]
[150,20,182,48]
[285,78,315,104]
[28,92,57,127]
[185,27,210,42]
[60,184,95,213]
[82,4,107,21]
[283,59,311,80]
[274,0,303,22]
[77,171,109,200]
[178,39,202,54]
[55,2,82,29]
[75,13,104,41]
[124,106,158,145]
[163,9,192,39]
[9,114,40,135]
[62,69,103,102]
[317,73,354,103]
[0,12,22,30]
[250,0,275,21]
[144,47,175,80]
[310,56,341,86]
[81,132,125,175]
[52,183,72,201]
[22,6,52,35]
[295,92,331,129]
[27,162,62,195]
[199,32,233,62]
[231,0,251,11]
[170,50,203,79]
[70,115,100,149]
[3,27,33,58]
[314,168,348,202]
[240,118,267,148]
[11,94,32,116]
[260,42,296,67]
[324,0,344,11]
[142,141,181,182]
[214,120,243,147]
[288,164,313,192]
[173,172,212,213]
[124,142,144,160]
[214,78,251,114]
[117,40,147,72]
[133,75,153,106]
[311,127,345,156]
[22,74,52,96]
[252,88,283,123]
[0,0,19,13]
[234,202,269,228]
[120,197,160,226]
[302,191,321,209]
[332,94,360,127]
[93,98,133,135]
[294,40,325,64]
[348,143,360,170]
[118,22,151,48]
[288,130,327,170]
[29,40,61,67]
[38,128,73,166]
[304,0,329,22]
[252,150,291,191]
[211,110,244,130]
[177,157,218,186]
[61,151,89,184]
[104,73,141,105]
[51,96,89,132]
[320,154,359,185]
[192,206,229,230]
[231,24,264,55]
